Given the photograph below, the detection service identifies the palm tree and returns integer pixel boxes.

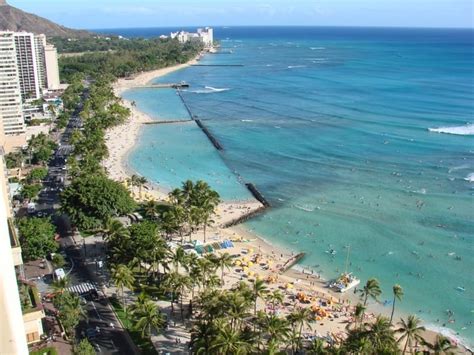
[308,338,329,354]
[210,324,252,354]
[364,315,397,351]
[359,278,382,307]
[260,314,290,351]
[352,302,366,329]
[102,218,129,242]
[252,279,268,316]
[217,252,233,282]
[287,307,313,352]
[266,289,284,313]
[397,314,426,354]
[171,246,189,273]
[134,300,164,337]
[112,264,135,317]
[144,199,158,220]
[422,335,457,354]
[52,276,70,293]
[390,284,404,324]
[136,176,147,196]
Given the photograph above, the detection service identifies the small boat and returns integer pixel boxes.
[456,286,465,292]
[329,272,361,293]
[328,246,359,293]
[325,249,337,255]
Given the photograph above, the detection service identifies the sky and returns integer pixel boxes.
[8,0,474,29]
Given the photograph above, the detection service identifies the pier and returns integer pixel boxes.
[195,119,223,150]
[245,183,271,207]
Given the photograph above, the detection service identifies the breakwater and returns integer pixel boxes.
[142,119,193,125]
[221,205,267,228]
[191,64,244,67]
[176,89,195,119]
[245,183,271,207]
[195,119,223,150]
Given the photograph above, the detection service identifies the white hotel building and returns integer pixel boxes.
[171,27,214,49]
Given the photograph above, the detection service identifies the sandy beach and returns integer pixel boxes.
[104,60,467,352]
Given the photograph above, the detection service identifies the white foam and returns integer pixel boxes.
[191,86,230,94]
[428,124,474,136]
[310,47,325,50]
[464,173,474,182]
[287,65,306,69]
[294,204,315,212]
[241,119,253,122]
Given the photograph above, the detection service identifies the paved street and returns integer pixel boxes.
[31,102,138,354]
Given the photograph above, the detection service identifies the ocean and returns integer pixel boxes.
[102,27,474,345]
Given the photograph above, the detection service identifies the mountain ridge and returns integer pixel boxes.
[0,0,91,38]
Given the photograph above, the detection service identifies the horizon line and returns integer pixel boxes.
[89,24,474,31]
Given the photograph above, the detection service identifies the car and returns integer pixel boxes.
[86,327,100,340]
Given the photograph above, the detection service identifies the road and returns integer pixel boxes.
[34,99,138,354]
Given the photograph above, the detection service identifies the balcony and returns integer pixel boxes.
[8,217,23,266]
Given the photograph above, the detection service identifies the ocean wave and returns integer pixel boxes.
[287,65,306,69]
[241,119,253,122]
[428,124,474,136]
[191,86,230,94]
[464,173,474,182]
[310,47,326,50]
[294,204,315,212]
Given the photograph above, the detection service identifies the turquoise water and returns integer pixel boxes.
[123,88,191,121]
[122,27,473,345]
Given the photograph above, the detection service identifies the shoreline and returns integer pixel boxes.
[104,60,471,352]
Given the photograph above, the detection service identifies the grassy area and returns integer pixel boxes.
[30,347,58,355]
[109,297,158,355]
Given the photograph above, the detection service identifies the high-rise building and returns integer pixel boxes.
[44,43,60,90]
[13,32,41,101]
[0,32,25,136]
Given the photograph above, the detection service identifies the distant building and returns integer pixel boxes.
[170,27,214,49]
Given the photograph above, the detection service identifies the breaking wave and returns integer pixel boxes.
[428,124,474,136]
[191,86,230,94]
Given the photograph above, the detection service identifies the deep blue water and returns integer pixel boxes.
[113,27,473,345]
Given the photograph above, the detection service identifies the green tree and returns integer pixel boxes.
[27,167,48,183]
[132,299,164,337]
[390,284,404,324]
[252,279,268,316]
[287,307,312,352]
[102,218,130,242]
[52,253,66,269]
[397,315,426,354]
[217,252,233,282]
[112,264,135,318]
[61,174,136,231]
[73,338,96,355]
[17,217,57,261]
[20,183,42,201]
